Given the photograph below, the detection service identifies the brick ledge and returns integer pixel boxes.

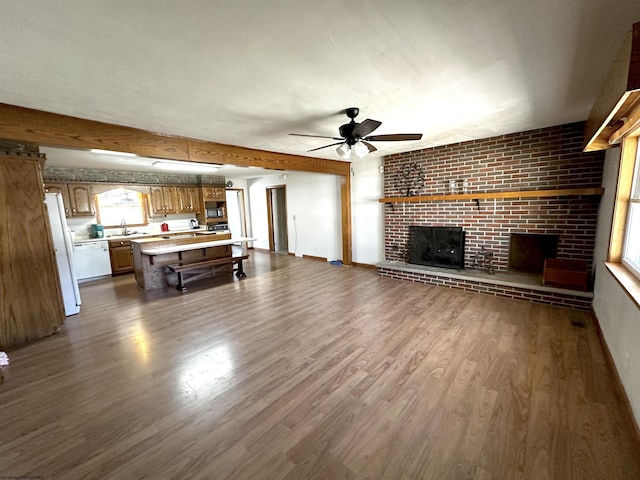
[377,261,593,309]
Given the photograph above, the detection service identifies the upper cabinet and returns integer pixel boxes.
[44,182,94,217]
[202,186,225,201]
[177,186,202,214]
[68,184,94,216]
[200,186,228,227]
[150,186,177,215]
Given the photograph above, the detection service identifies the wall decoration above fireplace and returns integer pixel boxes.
[395,162,425,196]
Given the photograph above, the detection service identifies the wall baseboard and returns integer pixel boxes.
[302,254,327,262]
[352,262,377,269]
[590,308,640,447]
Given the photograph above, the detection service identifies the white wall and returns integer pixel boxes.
[351,157,385,264]
[246,172,342,260]
[592,147,640,424]
[239,159,385,264]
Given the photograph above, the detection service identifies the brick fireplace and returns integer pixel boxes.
[377,122,604,310]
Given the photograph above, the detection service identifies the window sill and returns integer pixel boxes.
[604,262,640,308]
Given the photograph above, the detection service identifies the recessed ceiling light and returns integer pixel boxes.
[90,148,137,157]
[152,160,221,173]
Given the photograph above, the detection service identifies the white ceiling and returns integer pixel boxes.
[2,1,639,172]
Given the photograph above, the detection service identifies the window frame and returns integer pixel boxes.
[94,188,149,228]
[621,140,640,280]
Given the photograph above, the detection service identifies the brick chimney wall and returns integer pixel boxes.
[382,122,605,273]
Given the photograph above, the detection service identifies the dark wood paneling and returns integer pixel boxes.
[0,153,65,347]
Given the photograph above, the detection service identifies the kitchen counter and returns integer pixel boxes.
[131,233,254,290]
[73,228,225,244]
[137,236,256,255]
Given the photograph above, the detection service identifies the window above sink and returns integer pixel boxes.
[95,188,147,228]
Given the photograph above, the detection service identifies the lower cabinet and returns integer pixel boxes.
[109,240,134,275]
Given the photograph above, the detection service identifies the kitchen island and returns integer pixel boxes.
[131,233,255,290]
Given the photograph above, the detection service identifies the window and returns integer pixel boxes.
[95,188,147,227]
[622,143,640,280]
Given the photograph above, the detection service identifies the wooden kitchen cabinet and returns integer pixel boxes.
[44,182,94,217]
[150,186,177,215]
[68,184,94,216]
[177,186,201,214]
[109,239,134,275]
[43,182,71,215]
[202,186,225,201]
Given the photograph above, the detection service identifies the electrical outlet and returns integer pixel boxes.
[293,214,296,220]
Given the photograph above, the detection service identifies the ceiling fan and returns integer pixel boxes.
[289,107,423,159]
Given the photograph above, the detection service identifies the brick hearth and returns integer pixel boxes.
[379,122,604,309]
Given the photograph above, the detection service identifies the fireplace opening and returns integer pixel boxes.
[408,226,465,270]
[508,233,559,274]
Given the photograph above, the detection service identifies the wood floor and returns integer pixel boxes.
[1,251,639,479]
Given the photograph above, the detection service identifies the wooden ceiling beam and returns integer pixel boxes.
[0,103,350,176]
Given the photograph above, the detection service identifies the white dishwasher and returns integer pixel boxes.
[74,240,112,281]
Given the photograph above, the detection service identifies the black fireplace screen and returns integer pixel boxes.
[408,226,465,270]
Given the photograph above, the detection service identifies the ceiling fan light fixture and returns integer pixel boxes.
[353,141,369,159]
[336,142,351,159]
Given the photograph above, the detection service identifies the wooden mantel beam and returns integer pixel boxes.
[0,103,353,265]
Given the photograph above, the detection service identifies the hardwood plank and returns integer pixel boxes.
[1,252,639,479]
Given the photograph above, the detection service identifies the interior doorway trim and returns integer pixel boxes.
[266,185,288,253]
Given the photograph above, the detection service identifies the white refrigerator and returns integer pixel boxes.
[45,193,81,316]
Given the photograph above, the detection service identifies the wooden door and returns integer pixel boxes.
[266,185,288,253]
[0,154,65,347]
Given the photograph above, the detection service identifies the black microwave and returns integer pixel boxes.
[206,208,224,218]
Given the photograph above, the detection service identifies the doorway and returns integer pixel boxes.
[266,186,288,253]
[225,188,248,238]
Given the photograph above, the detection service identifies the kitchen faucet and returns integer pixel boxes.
[120,219,128,235]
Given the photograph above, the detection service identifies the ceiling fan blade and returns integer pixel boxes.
[307,142,344,152]
[289,133,343,140]
[353,119,382,138]
[364,133,423,142]
[362,141,377,153]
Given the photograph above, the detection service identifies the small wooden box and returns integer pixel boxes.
[543,258,589,291]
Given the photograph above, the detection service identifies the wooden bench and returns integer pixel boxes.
[166,254,249,292]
